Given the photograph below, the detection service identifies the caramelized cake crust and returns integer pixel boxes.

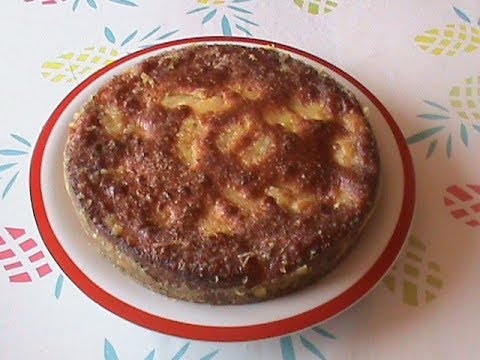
[64,45,380,304]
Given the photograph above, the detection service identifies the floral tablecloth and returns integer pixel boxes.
[1,1,480,359]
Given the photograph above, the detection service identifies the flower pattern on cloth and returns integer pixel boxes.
[3,0,480,358]
[407,76,480,158]
[415,6,480,56]
[41,26,179,85]
[187,0,259,36]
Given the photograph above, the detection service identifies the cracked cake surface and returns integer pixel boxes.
[64,44,380,304]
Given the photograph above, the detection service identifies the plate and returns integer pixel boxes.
[30,37,415,342]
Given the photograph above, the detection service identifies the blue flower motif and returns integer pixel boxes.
[103,26,180,52]
[452,6,472,23]
[171,342,219,360]
[103,339,218,360]
[55,273,64,299]
[280,326,336,360]
[187,0,259,36]
[0,134,31,199]
[104,339,154,360]
[407,100,480,159]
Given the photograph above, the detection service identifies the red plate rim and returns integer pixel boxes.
[30,36,416,342]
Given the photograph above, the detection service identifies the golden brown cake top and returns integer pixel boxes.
[65,44,379,288]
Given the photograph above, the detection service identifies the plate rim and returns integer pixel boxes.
[30,36,416,342]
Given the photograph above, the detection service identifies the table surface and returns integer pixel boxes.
[1,1,479,359]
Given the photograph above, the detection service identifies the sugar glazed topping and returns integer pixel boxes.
[65,45,380,304]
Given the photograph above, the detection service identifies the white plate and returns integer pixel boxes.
[31,37,415,342]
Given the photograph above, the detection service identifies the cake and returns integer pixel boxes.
[64,44,380,304]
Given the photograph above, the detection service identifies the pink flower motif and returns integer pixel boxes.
[444,185,480,227]
[0,227,53,283]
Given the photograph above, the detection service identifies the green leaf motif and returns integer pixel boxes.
[453,6,471,23]
[2,171,19,199]
[472,124,480,133]
[188,2,258,36]
[0,149,28,156]
[426,139,438,158]
[460,124,469,146]
[417,113,449,120]
[109,0,138,6]
[234,15,259,27]
[55,273,64,299]
[10,134,31,147]
[156,30,180,41]
[423,100,450,113]
[228,5,253,14]
[171,342,190,360]
[447,133,453,158]
[406,126,446,144]
[86,0,97,9]
[312,326,336,339]
[121,30,138,46]
[144,349,155,360]
[299,335,327,360]
[203,9,217,24]
[222,15,233,36]
[199,350,219,360]
[187,6,209,15]
[280,336,296,360]
[0,163,17,173]
[280,327,336,360]
[139,26,161,41]
[104,27,116,44]
[236,24,253,36]
[104,339,119,360]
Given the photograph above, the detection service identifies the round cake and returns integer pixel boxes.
[64,44,380,304]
